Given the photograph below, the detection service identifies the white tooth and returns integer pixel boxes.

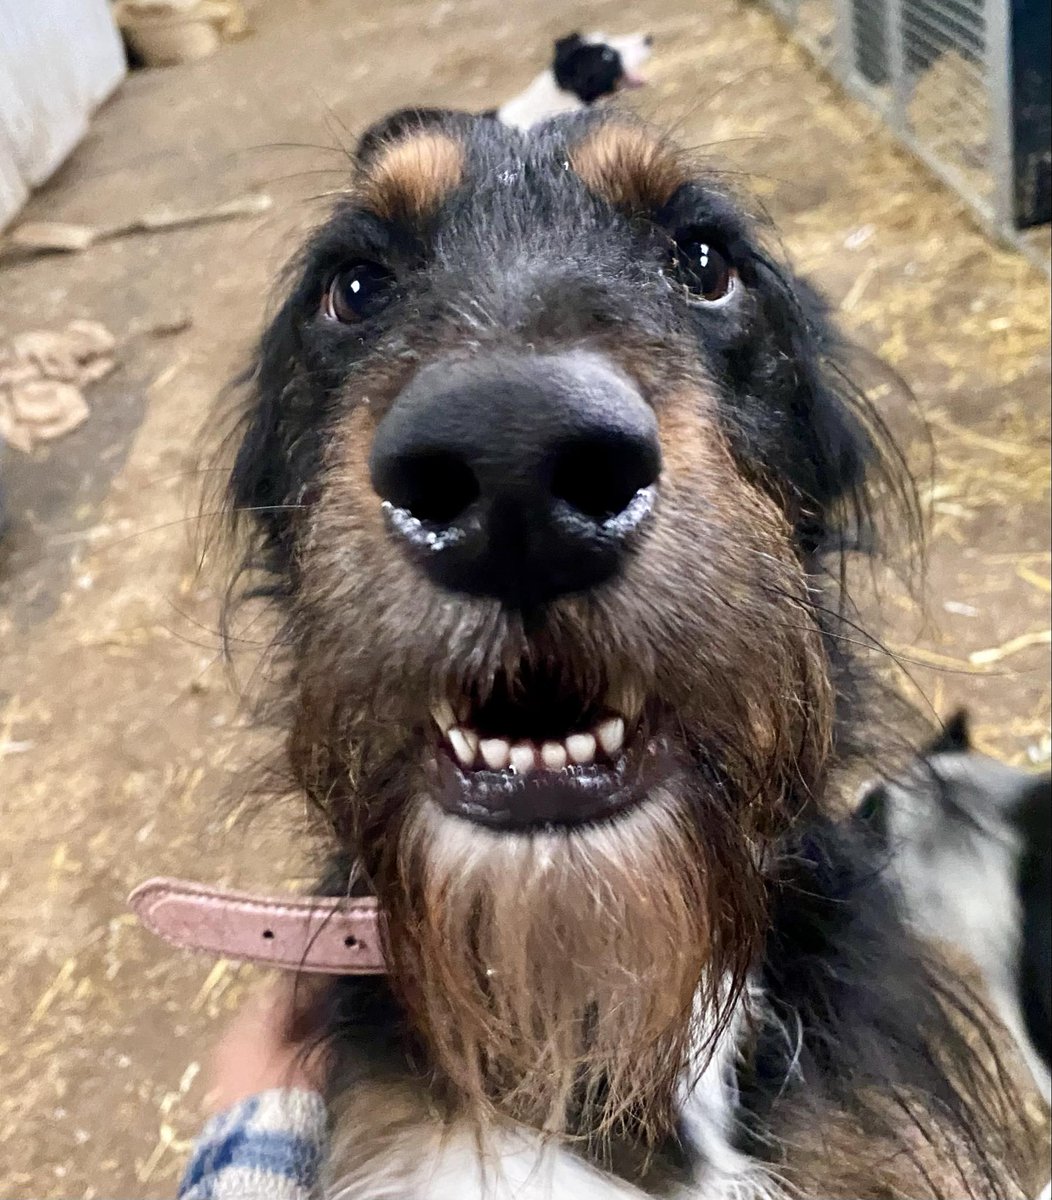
[448,727,477,768]
[509,742,537,775]
[541,741,568,771]
[480,738,511,770]
[596,716,625,757]
[431,700,456,733]
[565,732,596,765]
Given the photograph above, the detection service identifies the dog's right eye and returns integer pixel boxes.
[323,262,395,323]
[669,234,737,306]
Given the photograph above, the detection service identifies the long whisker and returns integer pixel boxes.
[162,594,275,649]
[50,505,308,555]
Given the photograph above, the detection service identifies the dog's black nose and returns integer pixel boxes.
[369,353,661,606]
[643,33,654,46]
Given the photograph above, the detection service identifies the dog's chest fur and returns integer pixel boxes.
[322,992,777,1200]
[311,811,1036,1200]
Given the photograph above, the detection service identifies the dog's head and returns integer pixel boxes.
[228,111,885,1138]
[552,32,652,103]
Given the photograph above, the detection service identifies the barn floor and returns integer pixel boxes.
[0,0,1049,1194]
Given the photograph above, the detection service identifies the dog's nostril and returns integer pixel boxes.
[551,433,660,522]
[384,451,480,525]
[370,354,661,602]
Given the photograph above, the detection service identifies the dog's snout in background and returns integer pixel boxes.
[368,353,661,605]
[603,32,655,76]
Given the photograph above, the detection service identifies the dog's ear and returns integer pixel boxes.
[554,32,585,70]
[854,778,889,842]
[748,267,876,555]
[227,289,309,565]
[925,710,972,756]
[354,107,463,168]
[1015,773,1052,1069]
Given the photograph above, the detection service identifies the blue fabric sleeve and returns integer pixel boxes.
[178,1088,328,1199]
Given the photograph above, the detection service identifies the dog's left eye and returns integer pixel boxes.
[323,262,395,323]
[669,234,738,305]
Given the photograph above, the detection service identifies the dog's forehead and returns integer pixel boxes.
[356,117,692,229]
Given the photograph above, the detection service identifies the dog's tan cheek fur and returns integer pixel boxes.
[649,385,834,796]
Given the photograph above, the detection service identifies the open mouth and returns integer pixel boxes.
[617,70,647,90]
[427,663,649,829]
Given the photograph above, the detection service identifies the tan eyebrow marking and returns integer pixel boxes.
[570,123,689,214]
[358,133,465,222]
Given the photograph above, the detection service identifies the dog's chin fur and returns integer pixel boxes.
[375,787,765,1144]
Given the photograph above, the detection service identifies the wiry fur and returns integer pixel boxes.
[386,792,756,1142]
[217,110,1036,1196]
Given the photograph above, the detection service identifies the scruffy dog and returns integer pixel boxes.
[223,110,1035,1197]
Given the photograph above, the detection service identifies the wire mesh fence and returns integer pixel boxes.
[760,0,1051,263]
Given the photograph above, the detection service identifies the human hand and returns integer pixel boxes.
[203,975,332,1114]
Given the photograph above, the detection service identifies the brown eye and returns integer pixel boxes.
[323,262,395,323]
[672,237,737,305]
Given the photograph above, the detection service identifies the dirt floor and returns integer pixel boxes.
[0,0,1049,1194]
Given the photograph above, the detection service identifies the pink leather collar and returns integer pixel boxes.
[128,877,387,975]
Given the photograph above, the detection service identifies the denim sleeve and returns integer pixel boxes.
[178,1088,328,1200]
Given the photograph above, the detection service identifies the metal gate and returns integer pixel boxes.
[763,0,1051,260]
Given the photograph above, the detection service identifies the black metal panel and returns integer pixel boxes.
[852,0,891,85]
[1011,0,1052,228]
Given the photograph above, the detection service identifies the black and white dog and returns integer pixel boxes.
[496,33,653,130]
[858,712,1052,1109]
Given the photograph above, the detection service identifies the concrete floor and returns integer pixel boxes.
[0,0,1048,1194]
